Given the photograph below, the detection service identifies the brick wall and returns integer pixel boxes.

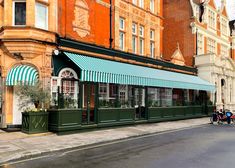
[163,0,195,66]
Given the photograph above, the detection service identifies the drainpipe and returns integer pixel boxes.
[109,0,113,49]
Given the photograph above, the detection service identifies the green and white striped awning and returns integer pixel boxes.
[6,65,39,86]
[64,52,215,92]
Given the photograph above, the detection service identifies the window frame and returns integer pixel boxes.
[139,0,144,8]
[35,2,48,30]
[119,31,125,51]
[12,0,26,26]
[150,0,154,13]
[197,33,204,55]
[119,17,125,31]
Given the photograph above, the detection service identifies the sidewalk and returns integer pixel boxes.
[0,117,210,165]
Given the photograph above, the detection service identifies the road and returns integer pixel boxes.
[1,124,235,168]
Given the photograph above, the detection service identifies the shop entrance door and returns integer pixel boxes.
[134,87,146,120]
[82,83,96,124]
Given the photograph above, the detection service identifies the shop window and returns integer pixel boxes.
[35,2,48,30]
[172,89,184,106]
[119,85,129,108]
[148,88,160,107]
[13,1,26,26]
[51,68,79,108]
[160,88,172,107]
[98,84,134,108]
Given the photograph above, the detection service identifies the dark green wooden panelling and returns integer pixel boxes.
[22,112,48,134]
[48,109,82,132]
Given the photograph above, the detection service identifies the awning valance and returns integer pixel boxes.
[64,52,215,91]
[6,65,39,86]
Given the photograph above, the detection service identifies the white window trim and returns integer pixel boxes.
[132,35,137,54]
[207,38,216,54]
[132,0,137,5]
[150,29,154,40]
[197,33,204,55]
[119,31,125,51]
[58,68,78,79]
[35,2,48,30]
[150,0,154,13]
[119,17,125,31]
[12,0,26,26]
[220,17,228,37]
[132,23,137,35]
[139,38,144,55]
[139,25,144,37]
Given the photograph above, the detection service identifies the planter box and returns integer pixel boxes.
[148,106,204,122]
[22,112,48,134]
[98,108,135,125]
[48,109,82,132]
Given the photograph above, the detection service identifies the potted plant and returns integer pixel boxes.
[15,81,51,134]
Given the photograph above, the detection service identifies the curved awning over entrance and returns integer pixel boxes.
[64,52,215,92]
[6,65,39,86]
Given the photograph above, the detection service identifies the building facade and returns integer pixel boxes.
[163,0,235,111]
[0,0,215,130]
[0,0,57,128]
[48,0,214,132]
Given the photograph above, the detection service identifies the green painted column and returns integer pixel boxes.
[94,83,99,124]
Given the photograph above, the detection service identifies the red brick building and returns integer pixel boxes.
[163,0,235,111]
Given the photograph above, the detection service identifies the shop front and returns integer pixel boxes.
[48,51,215,132]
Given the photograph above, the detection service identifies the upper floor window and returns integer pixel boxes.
[139,0,144,8]
[207,38,216,54]
[139,25,144,37]
[150,0,154,13]
[35,3,48,30]
[150,29,154,40]
[221,44,228,57]
[197,33,204,55]
[132,0,137,5]
[208,9,216,29]
[132,23,137,35]
[119,17,125,51]
[13,1,26,26]
[132,23,137,54]
[221,18,228,36]
[119,17,125,30]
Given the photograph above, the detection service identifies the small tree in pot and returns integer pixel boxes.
[15,81,51,134]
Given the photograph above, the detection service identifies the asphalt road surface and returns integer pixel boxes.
[2,124,235,168]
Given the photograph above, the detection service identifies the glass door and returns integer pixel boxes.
[82,83,96,124]
[134,87,146,120]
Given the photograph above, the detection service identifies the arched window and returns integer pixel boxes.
[60,69,76,96]
[51,68,79,108]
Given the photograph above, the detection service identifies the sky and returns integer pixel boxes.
[215,0,235,20]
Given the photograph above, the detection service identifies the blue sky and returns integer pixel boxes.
[215,0,235,20]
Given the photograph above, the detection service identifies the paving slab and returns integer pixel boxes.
[0,117,210,165]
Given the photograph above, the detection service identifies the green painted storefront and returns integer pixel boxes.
[48,39,215,133]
